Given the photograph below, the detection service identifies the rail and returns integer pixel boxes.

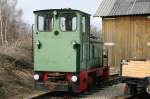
[27,74,119,99]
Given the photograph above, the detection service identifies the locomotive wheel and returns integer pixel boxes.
[96,76,103,88]
[87,76,93,91]
[87,74,97,91]
[124,83,137,96]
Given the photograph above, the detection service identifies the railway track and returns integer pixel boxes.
[29,74,149,99]
[117,92,150,99]
[30,86,150,99]
[30,92,77,99]
[29,79,150,99]
[28,74,120,99]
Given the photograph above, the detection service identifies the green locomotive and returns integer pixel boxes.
[33,8,109,92]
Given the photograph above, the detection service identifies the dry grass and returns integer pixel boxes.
[0,38,34,99]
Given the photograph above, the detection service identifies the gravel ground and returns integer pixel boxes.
[79,83,126,99]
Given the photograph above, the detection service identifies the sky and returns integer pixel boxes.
[17,0,102,30]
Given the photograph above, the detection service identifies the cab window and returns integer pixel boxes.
[38,13,53,32]
[82,17,86,33]
[60,13,77,31]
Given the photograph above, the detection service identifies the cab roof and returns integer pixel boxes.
[33,8,91,16]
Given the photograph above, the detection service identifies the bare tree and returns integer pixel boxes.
[0,0,4,45]
[0,0,28,46]
[90,25,102,40]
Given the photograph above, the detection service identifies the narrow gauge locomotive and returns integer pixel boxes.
[33,9,109,93]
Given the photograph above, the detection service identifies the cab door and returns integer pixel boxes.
[80,15,90,70]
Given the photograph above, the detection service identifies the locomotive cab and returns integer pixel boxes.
[34,9,89,72]
[33,9,108,92]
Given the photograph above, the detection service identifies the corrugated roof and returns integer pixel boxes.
[94,0,150,17]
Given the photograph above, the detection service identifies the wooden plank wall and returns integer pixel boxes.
[102,16,150,71]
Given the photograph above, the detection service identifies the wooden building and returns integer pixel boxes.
[95,0,150,71]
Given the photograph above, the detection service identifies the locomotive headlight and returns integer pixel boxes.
[71,40,77,45]
[34,74,39,80]
[71,76,78,82]
[36,40,40,45]
[36,40,41,49]
[71,40,80,49]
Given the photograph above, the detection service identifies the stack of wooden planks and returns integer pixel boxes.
[122,60,150,78]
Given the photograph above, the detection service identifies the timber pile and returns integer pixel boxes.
[122,60,150,78]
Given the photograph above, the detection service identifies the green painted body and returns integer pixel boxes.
[34,9,103,73]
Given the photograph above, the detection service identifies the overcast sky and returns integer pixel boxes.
[17,0,102,30]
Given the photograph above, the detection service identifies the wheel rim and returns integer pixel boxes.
[146,85,150,94]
